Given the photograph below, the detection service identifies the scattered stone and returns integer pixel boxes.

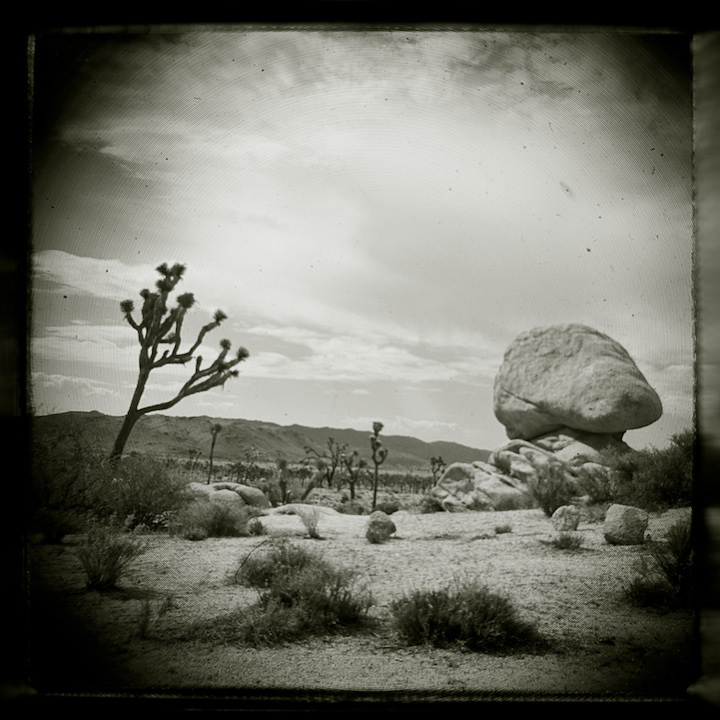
[493,324,663,440]
[366,511,396,543]
[603,503,649,545]
[551,505,581,532]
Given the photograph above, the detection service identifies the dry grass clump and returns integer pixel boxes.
[189,539,374,646]
[390,577,549,654]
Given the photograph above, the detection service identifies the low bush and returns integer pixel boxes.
[623,516,694,610]
[548,532,584,551]
[603,429,695,511]
[391,577,548,653]
[197,539,373,645]
[527,461,577,517]
[95,454,188,530]
[494,523,513,535]
[233,538,331,588]
[76,521,148,591]
[170,500,260,540]
[33,507,84,544]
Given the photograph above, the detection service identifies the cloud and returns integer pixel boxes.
[31,372,119,397]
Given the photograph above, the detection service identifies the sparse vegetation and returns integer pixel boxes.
[527,460,577,517]
[623,516,694,610]
[201,539,374,646]
[76,521,148,591]
[600,429,695,511]
[169,499,260,541]
[546,532,584,551]
[137,594,176,639]
[390,577,548,653]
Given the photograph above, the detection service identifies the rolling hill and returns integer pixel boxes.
[30,411,491,471]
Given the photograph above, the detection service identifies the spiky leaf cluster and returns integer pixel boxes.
[117,262,249,418]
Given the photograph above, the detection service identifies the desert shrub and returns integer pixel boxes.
[204,539,374,645]
[93,454,188,529]
[603,429,695,511]
[30,427,108,517]
[76,521,148,591]
[547,532,584,551]
[170,499,259,540]
[137,594,176,639]
[233,538,330,588]
[247,517,266,536]
[623,516,694,610]
[494,523,513,535]
[391,577,548,653]
[527,461,577,517]
[297,506,323,539]
[32,507,85,544]
[574,464,616,505]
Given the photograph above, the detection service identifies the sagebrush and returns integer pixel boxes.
[391,577,548,653]
[624,516,694,610]
[170,499,261,540]
[192,539,373,645]
[76,521,148,591]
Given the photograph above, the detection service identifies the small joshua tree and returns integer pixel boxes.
[430,456,447,483]
[304,437,347,488]
[276,457,291,505]
[370,421,389,511]
[207,423,222,484]
[110,263,249,461]
[341,449,367,501]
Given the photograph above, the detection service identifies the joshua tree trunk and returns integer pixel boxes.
[110,368,150,461]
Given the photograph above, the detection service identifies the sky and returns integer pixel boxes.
[28,27,695,451]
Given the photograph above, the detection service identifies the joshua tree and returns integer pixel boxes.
[276,457,291,504]
[207,423,222,484]
[341,449,367,500]
[186,447,202,481]
[304,437,347,488]
[430,456,447,483]
[369,421,389,511]
[110,263,249,461]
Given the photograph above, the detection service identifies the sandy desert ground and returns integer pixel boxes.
[21,500,705,708]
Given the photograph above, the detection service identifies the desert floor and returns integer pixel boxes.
[21,496,705,708]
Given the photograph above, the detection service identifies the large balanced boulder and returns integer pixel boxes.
[493,324,662,440]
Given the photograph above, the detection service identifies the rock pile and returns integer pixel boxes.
[185,481,271,510]
[430,324,662,512]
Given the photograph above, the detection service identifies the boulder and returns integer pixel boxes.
[366,511,396,543]
[207,488,247,507]
[431,461,534,512]
[551,505,581,532]
[603,503,649,545]
[234,484,272,510]
[493,324,662,440]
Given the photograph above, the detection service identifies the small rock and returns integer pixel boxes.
[551,505,581,532]
[603,503,649,545]
[366,511,396,543]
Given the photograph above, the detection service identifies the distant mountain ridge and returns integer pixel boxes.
[32,411,491,471]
